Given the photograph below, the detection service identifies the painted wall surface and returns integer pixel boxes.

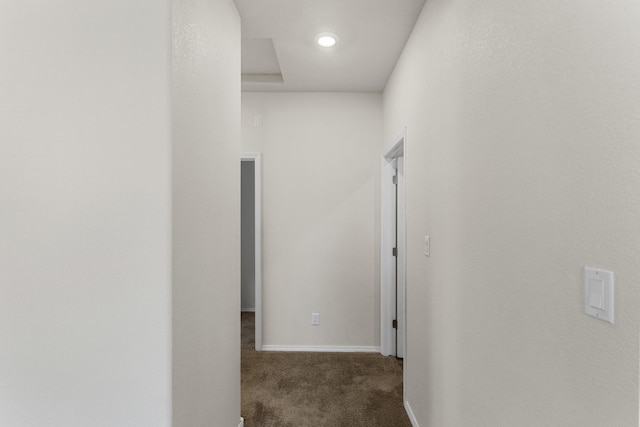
[241,161,256,311]
[0,1,171,426]
[242,93,382,349]
[172,0,241,425]
[384,0,640,426]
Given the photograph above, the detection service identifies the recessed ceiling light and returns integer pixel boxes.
[316,32,339,48]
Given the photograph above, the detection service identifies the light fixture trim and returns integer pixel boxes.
[316,32,339,48]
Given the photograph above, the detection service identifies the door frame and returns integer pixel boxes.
[241,152,262,351]
[381,128,407,359]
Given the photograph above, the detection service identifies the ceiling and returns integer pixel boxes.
[235,0,427,93]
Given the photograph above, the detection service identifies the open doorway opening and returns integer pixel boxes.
[381,129,407,358]
[381,128,407,406]
[241,153,262,351]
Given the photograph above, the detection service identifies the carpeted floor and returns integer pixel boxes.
[241,312,413,426]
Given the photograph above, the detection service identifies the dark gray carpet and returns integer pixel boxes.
[241,312,413,426]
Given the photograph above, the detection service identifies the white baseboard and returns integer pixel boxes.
[404,400,419,427]
[261,345,381,353]
[238,416,244,427]
[241,308,255,312]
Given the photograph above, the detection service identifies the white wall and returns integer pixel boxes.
[242,93,382,349]
[172,0,241,425]
[384,0,640,426]
[241,161,256,311]
[0,1,171,426]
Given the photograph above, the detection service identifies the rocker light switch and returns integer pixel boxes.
[584,267,614,324]
[588,279,604,310]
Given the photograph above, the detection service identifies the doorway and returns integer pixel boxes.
[241,153,262,351]
[381,129,406,360]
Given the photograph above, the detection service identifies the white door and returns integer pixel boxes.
[381,130,406,359]
[396,156,405,359]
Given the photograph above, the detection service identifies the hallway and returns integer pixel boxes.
[240,313,411,426]
[5,1,640,425]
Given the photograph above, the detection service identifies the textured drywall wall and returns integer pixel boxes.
[172,0,241,425]
[385,0,640,425]
[241,161,256,311]
[242,93,382,348]
[0,1,171,426]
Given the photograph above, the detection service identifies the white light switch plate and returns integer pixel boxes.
[584,267,614,324]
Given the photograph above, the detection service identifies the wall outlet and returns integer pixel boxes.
[311,313,320,326]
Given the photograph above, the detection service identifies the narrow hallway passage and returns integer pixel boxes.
[240,313,411,426]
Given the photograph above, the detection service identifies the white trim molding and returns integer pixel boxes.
[238,417,244,427]
[404,400,419,427]
[241,153,262,351]
[261,345,381,353]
